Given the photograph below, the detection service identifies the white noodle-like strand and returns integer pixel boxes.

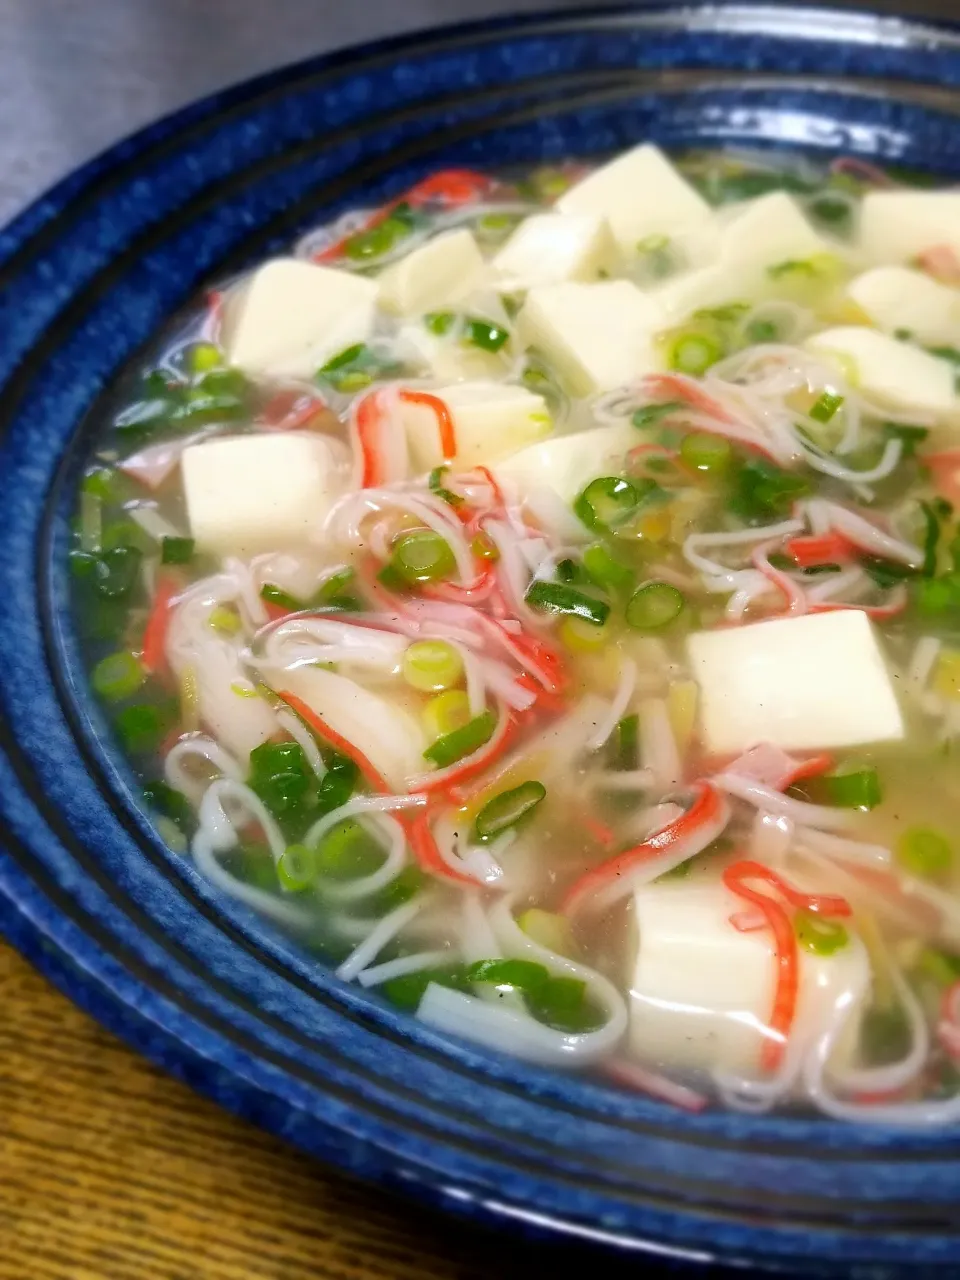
[336,897,426,983]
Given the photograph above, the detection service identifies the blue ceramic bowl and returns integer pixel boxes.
[4,6,960,1272]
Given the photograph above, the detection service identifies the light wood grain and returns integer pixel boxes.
[0,941,659,1280]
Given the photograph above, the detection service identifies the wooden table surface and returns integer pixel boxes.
[0,939,671,1280]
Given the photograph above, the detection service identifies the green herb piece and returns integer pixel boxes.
[884,422,929,458]
[260,582,304,612]
[160,536,195,566]
[423,710,497,768]
[861,556,916,590]
[525,580,610,627]
[92,651,145,702]
[186,342,223,374]
[745,318,779,343]
[727,459,811,525]
[475,780,546,841]
[424,311,457,335]
[381,964,470,1011]
[466,317,510,352]
[794,909,849,956]
[807,193,854,230]
[625,581,685,630]
[342,206,417,261]
[249,740,312,818]
[861,1005,912,1067]
[314,754,359,817]
[143,780,194,833]
[402,639,464,693]
[896,826,953,880]
[921,500,942,578]
[315,819,384,881]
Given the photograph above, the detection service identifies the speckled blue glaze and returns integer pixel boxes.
[5,6,960,1272]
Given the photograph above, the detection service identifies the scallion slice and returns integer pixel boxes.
[475,781,546,841]
[625,581,685,630]
[525,580,610,627]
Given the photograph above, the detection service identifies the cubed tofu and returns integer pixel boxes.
[805,325,957,418]
[494,421,637,504]
[652,261,754,324]
[183,434,343,556]
[518,280,666,396]
[492,213,615,291]
[686,611,904,756]
[846,265,960,344]
[721,192,830,269]
[859,190,960,265]
[401,381,551,472]
[377,228,486,316]
[268,665,426,792]
[629,876,870,1076]
[556,143,713,257]
[396,321,505,383]
[223,258,378,380]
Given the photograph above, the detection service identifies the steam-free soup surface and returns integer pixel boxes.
[72,145,960,1123]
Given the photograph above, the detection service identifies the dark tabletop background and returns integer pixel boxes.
[1,2,958,1277]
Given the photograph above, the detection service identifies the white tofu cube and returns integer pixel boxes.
[556,144,713,257]
[183,434,343,556]
[401,381,551,472]
[846,265,960,345]
[630,876,870,1076]
[859,190,960,265]
[223,258,378,380]
[377,228,486,316]
[652,261,755,323]
[518,280,666,396]
[494,421,638,505]
[805,326,957,419]
[492,213,615,291]
[396,322,505,383]
[268,665,427,792]
[721,192,830,269]
[686,611,904,756]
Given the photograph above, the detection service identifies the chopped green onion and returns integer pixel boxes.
[277,843,318,892]
[916,946,960,988]
[423,709,497,768]
[667,331,723,375]
[921,500,942,578]
[803,562,843,575]
[625,581,685,630]
[525,977,599,1033]
[422,690,472,740]
[861,1005,912,1067]
[187,342,223,374]
[249,740,311,817]
[807,193,854,229]
[632,401,684,430]
[767,552,795,571]
[92,651,145,702]
[862,556,916,590]
[466,317,510,352]
[143,780,193,832]
[466,957,549,989]
[475,780,546,841]
[208,604,240,634]
[314,819,384,880]
[896,826,952,880]
[916,573,960,616]
[795,909,849,956]
[555,558,580,584]
[78,489,102,553]
[115,702,176,755]
[821,766,882,811]
[381,965,470,1011]
[559,615,610,652]
[518,908,576,956]
[260,582,303,612]
[470,532,499,561]
[525,580,610,627]
[428,465,463,507]
[768,258,818,279]
[574,476,642,530]
[679,431,732,473]
[391,530,456,584]
[582,542,633,590]
[884,422,929,458]
[87,545,143,600]
[809,391,844,424]
[314,755,359,818]
[82,466,119,503]
[160,535,195,565]
[424,311,456,336]
[402,640,464,693]
[745,318,779,343]
[613,713,639,770]
[343,211,414,260]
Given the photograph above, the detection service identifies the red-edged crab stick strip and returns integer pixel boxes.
[276,690,393,793]
[406,810,484,887]
[723,859,852,1073]
[562,781,731,917]
[405,701,517,797]
[398,389,457,462]
[141,576,181,676]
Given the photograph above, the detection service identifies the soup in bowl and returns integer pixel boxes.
[71,142,960,1125]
